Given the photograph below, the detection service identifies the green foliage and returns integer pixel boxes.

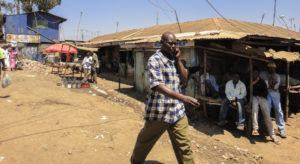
[34,0,61,12]
[21,0,61,13]
[20,0,33,13]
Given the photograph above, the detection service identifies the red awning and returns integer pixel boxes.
[44,44,78,54]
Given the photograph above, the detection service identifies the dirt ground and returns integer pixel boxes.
[0,69,300,164]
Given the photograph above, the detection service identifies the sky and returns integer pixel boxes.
[9,0,300,41]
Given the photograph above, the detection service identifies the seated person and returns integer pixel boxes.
[66,53,73,62]
[218,73,247,131]
[252,70,279,143]
[200,68,219,98]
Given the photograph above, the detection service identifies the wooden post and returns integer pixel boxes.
[203,50,208,117]
[247,58,253,136]
[196,48,201,97]
[285,45,291,122]
[285,62,290,121]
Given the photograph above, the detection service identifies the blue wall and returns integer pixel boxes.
[5,12,63,43]
[5,14,31,34]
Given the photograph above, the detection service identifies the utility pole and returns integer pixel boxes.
[156,10,159,25]
[260,13,265,24]
[116,21,119,33]
[279,15,289,29]
[174,10,182,33]
[289,18,294,30]
[80,29,84,41]
[76,11,83,41]
[272,0,277,26]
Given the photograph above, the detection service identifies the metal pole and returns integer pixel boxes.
[174,10,182,33]
[272,0,277,26]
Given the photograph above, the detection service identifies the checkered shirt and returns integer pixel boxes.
[144,50,185,123]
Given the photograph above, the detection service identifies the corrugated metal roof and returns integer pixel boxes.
[125,30,247,44]
[88,18,300,44]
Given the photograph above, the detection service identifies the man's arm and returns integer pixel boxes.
[175,49,188,84]
[273,73,280,90]
[225,82,233,100]
[155,84,200,107]
[237,82,247,99]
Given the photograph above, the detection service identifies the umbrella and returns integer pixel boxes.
[44,43,78,54]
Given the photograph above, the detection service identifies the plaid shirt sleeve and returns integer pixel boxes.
[148,57,164,89]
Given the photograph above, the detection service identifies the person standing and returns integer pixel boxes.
[2,45,10,69]
[265,62,287,138]
[131,32,200,164]
[0,46,6,80]
[82,52,93,83]
[10,47,18,71]
[218,73,247,131]
[91,52,99,84]
[251,70,279,143]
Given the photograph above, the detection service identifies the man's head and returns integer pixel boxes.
[232,73,240,84]
[87,51,93,56]
[267,62,276,73]
[160,32,177,58]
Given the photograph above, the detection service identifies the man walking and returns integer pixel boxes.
[131,32,200,164]
[82,52,93,83]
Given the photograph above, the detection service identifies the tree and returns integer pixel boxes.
[21,0,61,13]
[20,0,34,13]
[35,0,61,12]
[15,0,20,14]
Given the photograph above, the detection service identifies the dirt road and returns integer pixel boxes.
[0,70,299,163]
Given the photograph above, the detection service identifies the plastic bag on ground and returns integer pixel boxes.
[2,71,12,88]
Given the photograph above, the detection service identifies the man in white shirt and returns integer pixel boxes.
[218,73,247,131]
[82,52,93,82]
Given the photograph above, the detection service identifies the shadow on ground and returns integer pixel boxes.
[188,106,272,145]
[144,160,164,164]
[0,95,10,98]
[115,87,146,103]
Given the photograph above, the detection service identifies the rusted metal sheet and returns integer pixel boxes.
[6,34,40,43]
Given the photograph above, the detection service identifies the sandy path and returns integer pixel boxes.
[0,70,299,163]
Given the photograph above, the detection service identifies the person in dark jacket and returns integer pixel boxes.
[252,70,279,144]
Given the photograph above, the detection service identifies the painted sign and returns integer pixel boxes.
[153,40,194,48]
[6,34,40,43]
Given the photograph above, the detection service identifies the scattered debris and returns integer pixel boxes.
[0,156,4,162]
[234,145,248,152]
[7,100,12,103]
[95,134,105,139]
[101,116,107,120]
[26,75,36,78]
[21,59,47,73]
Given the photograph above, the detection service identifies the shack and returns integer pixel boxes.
[4,11,66,60]
[82,18,300,128]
